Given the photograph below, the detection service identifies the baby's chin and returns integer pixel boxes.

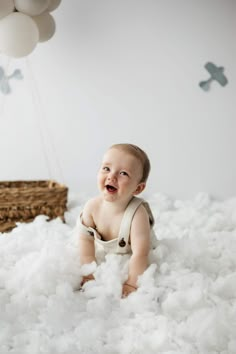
[102,195,118,203]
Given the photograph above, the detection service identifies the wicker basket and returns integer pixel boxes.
[0,180,68,233]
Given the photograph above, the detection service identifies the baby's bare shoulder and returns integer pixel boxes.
[82,196,101,226]
[131,204,150,231]
[84,196,100,210]
[134,204,150,221]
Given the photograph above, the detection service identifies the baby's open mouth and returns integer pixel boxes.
[106,185,117,193]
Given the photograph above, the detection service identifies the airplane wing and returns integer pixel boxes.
[12,69,23,80]
[205,62,228,86]
[205,62,218,74]
[216,73,228,86]
[0,80,11,95]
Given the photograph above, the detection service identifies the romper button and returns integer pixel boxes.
[119,238,126,247]
[88,230,94,236]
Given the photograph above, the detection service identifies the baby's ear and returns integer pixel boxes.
[133,182,146,195]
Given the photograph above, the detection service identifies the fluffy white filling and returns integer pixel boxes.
[0,192,236,353]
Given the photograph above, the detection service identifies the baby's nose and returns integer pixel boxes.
[107,172,117,180]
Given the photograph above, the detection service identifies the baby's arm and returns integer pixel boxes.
[79,235,96,265]
[78,200,96,285]
[122,205,150,297]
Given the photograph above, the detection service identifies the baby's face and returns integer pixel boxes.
[97,148,144,203]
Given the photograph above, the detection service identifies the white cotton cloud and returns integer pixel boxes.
[0,193,236,353]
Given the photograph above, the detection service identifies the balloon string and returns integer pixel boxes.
[25,59,53,180]
[25,57,65,184]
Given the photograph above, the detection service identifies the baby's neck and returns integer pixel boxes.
[101,196,133,214]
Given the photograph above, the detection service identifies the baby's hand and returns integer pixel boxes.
[79,274,95,290]
[122,283,137,298]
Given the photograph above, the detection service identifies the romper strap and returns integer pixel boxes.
[117,197,143,249]
[76,213,96,240]
[142,201,155,227]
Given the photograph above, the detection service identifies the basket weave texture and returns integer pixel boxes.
[0,180,68,233]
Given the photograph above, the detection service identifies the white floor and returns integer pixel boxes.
[1,193,236,354]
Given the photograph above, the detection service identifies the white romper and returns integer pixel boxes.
[77,196,156,254]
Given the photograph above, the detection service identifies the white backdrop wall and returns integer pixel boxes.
[0,0,235,199]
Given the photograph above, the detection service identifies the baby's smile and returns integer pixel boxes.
[105,184,118,193]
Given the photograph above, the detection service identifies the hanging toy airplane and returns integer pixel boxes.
[0,66,23,95]
[199,62,228,91]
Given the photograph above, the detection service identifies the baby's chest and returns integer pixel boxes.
[94,214,123,241]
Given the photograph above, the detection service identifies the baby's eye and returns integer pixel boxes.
[120,171,129,176]
[102,166,110,172]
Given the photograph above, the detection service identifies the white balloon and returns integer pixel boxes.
[14,0,50,16]
[33,12,56,42]
[47,0,61,12]
[0,13,39,58]
[0,0,14,20]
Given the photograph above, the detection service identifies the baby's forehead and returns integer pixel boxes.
[102,148,142,167]
[103,147,134,160]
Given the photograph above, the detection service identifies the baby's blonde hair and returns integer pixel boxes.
[110,143,151,183]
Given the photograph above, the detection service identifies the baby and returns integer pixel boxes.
[77,143,155,297]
